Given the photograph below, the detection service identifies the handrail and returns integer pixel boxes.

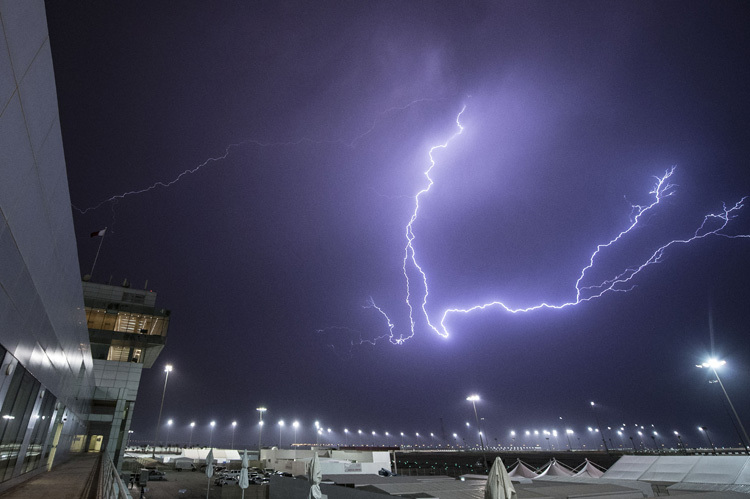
[97,451,132,499]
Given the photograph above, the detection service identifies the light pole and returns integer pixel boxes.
[699,426,716,454]
[590,401,609,453]
[257,407,266,454]
[697,358,750,451]
[278,420,284,447]
[344,429,349,446]
[189,422,195,448]
[358,429,363,445]
[209,421,215,447]
[566,429,574,450]
[166,419,173,451]
[127,430,133,447]
[293,421,299,446]
[674,431,686,453]
[466,395,488,470]
[231,421,237,449]
[153,364,172,453]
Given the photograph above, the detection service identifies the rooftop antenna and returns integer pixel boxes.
[144,280,148,290]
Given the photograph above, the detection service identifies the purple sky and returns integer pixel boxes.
[46,1,750,450]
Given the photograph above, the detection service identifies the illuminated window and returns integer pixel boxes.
[106,347,130,362]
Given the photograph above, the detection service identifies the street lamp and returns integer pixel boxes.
[699,426,716,454]
[697,358,750,451]
[344,428,349,446]
[278,420,285,447]
[674,431,686,453]
[566,429,574,450]
[153,364,173,453]
[209,421,215,447]
[166,419,173,451]
[231,421,237,449]
[257,407,266,453]
[466,394,488,470]
[189,422,195,448]
[293,420,299,445]
[127,430,133,447]
[590,401,609,453]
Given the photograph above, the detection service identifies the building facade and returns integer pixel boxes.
[0,0,95,492]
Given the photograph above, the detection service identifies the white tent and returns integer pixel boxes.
[573,459,605,478]
[507,459,538,479]
[603,455,750,488]
[181,448,242,463]
[536,458,574,477]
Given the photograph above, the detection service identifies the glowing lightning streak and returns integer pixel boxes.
[369,107,750,345]
[73,98,442,215]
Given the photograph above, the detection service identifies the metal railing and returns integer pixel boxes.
[97,451,132,499]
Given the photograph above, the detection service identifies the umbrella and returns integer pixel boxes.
[239,449,250,499]
[308,452,322,499]
[485,457,516,499]
[205,448,214,499]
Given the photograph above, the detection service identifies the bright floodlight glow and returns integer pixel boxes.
[510,431,516,436]
[232,421,237,427]
[534,430,539,435]
[400,432,404,436]
[466,394,480,402]
[344,428,349,433]
[372,431,376,435]
[190,422,195,427]
[466,422,470,427]
[257,407,267,412]
[165,364,173,372]
[210,421,215,427]
[278,420,284,427]
[590,401,595,406]
[416,432,420,437]
[293,421,299,428]
[566,429,574,434]
[698,358,727,369]
[453,433,458,438]
[617,430,623,435]
[674,431,679,435]
[525,430,530,436]
[167,419,172,425]
[259,421,264,427]
[358,429,362,434]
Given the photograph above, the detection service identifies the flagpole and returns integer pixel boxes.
[89,227,107,278]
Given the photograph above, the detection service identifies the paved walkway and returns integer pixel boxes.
[0,453,99,499]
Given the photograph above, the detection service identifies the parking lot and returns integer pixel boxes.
[125,467,268,499]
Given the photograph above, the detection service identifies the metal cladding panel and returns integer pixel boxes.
[0,0,93,418]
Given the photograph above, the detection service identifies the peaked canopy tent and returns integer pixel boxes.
[573,459,605,478]
[536,458,575,478]
[507,459,538,479]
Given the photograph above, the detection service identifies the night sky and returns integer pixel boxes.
[45,1,750,450]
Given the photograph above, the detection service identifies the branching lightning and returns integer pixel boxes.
[368,106,750,345]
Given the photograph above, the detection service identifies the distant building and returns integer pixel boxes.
[0,1,94,492]
[82,280,170,468]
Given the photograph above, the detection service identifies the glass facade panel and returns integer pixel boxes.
[22,389,56,473]
[0,367,41,482]
[86,309,168,336]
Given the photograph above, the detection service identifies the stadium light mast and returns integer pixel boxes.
[696,358,750,452]
[466,395,488,470]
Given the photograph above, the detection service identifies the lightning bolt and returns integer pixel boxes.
[73,98,442,216]
[368,106,750,344]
